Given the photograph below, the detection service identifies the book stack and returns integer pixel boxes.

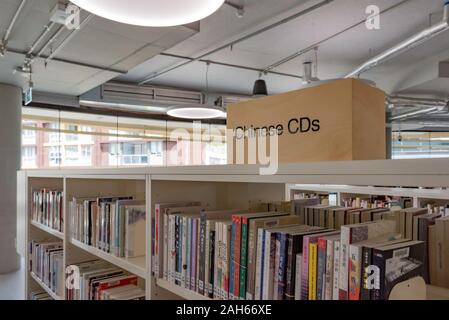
[31,189,64,232]
[29,291,52,300]
[69,197,146,258]
[29,240,64,297]
[66,260,145,300]
[341,197,412,210]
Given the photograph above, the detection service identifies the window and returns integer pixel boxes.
[81,145,92,158]
[392,132,449,159]
[22,107,227,168]
[48,146,61,167]
[22,146,36,168]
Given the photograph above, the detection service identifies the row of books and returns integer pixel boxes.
[31,189,64,232]
[66,260,145,300]
[28,240,64,297]
[153,200,431,300]
[29,291,52,300]
[69,197,146,258]
[425,203,449,216]
[341,197,412,210]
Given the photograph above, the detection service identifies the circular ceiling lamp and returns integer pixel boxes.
[167,105,226,120]
[70,0,225,27]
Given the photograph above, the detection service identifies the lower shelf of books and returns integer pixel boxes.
[156,278,212,300]
[70,239,147,279]
[29,272,62,300]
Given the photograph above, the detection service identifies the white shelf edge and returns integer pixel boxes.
[289,184,449,200]
[70,238,146,279]
[156,278,212,300]
[29,271,62,300]
[30,220,64,239]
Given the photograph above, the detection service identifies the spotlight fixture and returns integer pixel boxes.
[70,0,225,27]
[167,105,226,120]
[252,79,268,97]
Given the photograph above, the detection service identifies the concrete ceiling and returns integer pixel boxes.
[0,0,197,95]
[1,0,449,126]
[118,0,449,99]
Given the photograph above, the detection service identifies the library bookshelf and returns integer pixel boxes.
[17,158,449,300]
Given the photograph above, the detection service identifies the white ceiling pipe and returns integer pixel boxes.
[391,107,443,121]
[2,0,27,44]
[387,96,448,109]
[345,3,449,78]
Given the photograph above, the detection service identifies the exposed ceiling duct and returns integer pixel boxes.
[345,2,449,78]
[138,0,335,85]
[387,95,449,121]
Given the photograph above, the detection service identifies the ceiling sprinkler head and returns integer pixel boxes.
[236,7,245,18]
[0,44,5,57]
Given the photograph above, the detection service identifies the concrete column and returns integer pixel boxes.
[0,83,21,274]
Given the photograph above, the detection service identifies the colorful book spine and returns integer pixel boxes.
[175,215,181,285]
[316,238,327,300]
[324,239,334,300]
[308,243,318,300]
[332,240,340,300]
[348,244,362,300]
[360,246,372,300]
[232,215,242,300]
[273,234,282,300]
[229,217,236,299]
[154,204,160,276]
[239,217,249,300]
[339,228,349,300]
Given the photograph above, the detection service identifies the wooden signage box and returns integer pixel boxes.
[227,79,386,164]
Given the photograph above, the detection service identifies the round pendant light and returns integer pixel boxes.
[70,0,225,27]
[167,105,226,120]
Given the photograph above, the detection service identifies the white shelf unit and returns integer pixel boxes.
[29,272,63,300]
[18,158,449,300]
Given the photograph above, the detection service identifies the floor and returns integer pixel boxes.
[0,257,25,300]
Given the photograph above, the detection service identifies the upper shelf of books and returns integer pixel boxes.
[21,158,449,187]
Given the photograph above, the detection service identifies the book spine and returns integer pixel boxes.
[332,240,340,300]
[175,215,180,285]
[246,220,256,300]
[191,218,197,291]
[154,204,160,277]
[208,228,215,298]
[262,230,272,300]
[285,235,295,300]
[213,222,221,299]
[294,253,302,300]
[273,233,281,300]
[324,239,334,300]
[204,220,211,297]
[371,249,384,300]
[308,243,318,300]
[198,214,206,295]
[233,215,242,300]
[239,217,249,300]
[229,218,236,300]
[316,238,327,300]
[196,218,201,292]
[360,246,371,300]
[254,228,264,300]
[348,244,361,300]
[301,237,310,300]
[277,232,288,300]
[168,215,174,283]
[339,228,349,300]
[186,217,191,289]
[223,223,231,299]
[181,216,188,288]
